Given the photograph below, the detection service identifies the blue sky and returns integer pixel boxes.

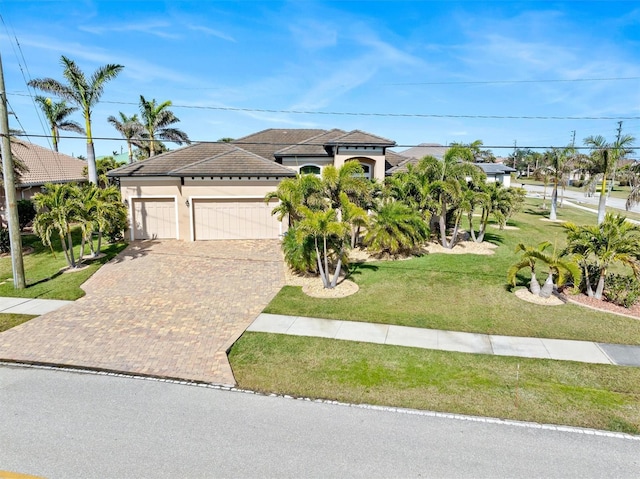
[1,0,639,158]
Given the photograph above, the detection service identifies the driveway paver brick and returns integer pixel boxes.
[0,239,284,386]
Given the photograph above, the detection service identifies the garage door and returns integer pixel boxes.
[193,199,280,240]
[132,198,177,240]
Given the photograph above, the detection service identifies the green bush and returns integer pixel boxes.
[17,199,36,230]
[605,274,640,308]
[282,226,317,275]
[0,227,10,253]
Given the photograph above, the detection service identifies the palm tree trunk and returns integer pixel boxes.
[539,272,554,298]
[467,212,477,242]
[85,114,98,185]
[59,232,72,267]
[439,201,449,248]
[314,240,329,288]
[529,272,541,296]
[66,228,76,268]
[583,264,594,297]
[450,210,463,248]
[597,178,607,225]
[323,235,330,285]
[550,184,558,220]
[127,140,134,164]
[594,270,606,300]
[330,257,342,288]
[476,209,488,243]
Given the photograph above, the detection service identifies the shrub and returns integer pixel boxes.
[0,227,10,254]
[17,199,36,230]
[604,274,640,308]
[282,226,317,275]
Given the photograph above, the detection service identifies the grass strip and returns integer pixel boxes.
[0,313,37,332]
[230,332,640,435]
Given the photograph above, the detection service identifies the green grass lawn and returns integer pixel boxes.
[230,333,640,434]
[0,229,127,301]
[0,313,37,332]
[229,198,640,433]
[264,199,640,344]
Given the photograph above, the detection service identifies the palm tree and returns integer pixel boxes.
[339,192,368,248]
[107,112,143,163]
[582,132,635,224]
[507,241,550,296]
[34,96,84,152]
[265,173,324,226]
[32,183,82,268]
[296,206,348,289]
[321,162,373,210]
[136,96,190,157]
[28,56,124,184]
[541,147,575,221]
[416,146,485,248]
[364,198,429,255]
[564,213,640,300]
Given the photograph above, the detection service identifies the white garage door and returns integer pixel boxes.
[193,199,280,240]
[132,198,177,240]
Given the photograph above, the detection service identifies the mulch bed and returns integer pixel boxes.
[562,292,640,320]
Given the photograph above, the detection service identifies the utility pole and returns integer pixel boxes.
[512,140,517,169]
[571,130,576,147]
[0,51,25,289]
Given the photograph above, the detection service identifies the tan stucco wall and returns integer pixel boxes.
[332,146,386,181]
[120,177,284,241]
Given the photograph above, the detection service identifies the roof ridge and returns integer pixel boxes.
[169,144,236,173]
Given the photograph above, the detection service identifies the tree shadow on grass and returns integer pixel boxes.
[347,262,379,279]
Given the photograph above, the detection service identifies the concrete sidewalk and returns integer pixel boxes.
[0,297,72,316]
[248,313,640,367]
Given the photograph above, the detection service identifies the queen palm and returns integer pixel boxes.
[541,146,574,221]
[34,96,84,152]
[107,112,143,163]
[28,56,124,184]
[564,213,640,300]
[582,133,635,224]
[136,96,190,158]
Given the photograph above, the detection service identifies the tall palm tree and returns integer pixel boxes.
[32,183,83,268]
[541,146,575,221]
[564,213,640,300]
[107,112,143,163]
[28,56,124,184]
[136,96,190,158]
[582,133,635,224]
[34,96,84,152]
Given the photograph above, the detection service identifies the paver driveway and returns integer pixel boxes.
[0,240,284,385]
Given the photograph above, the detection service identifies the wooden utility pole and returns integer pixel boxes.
[0,51,25,288]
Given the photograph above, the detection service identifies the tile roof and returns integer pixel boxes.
[108,142,233,177]
[232,129,326,161]
[474,163,517,174]
[10,141,87,187]
[275,129,346,157]
[325,130,396,146]
[172,147,295,177]
[384,150,407,172]
[399,143,449,160]
[108,142,295,178]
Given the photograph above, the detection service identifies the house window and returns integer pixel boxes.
[359,164,372,179]
[300,165,321,175]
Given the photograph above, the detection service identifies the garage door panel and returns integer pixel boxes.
[132,198,177,240]
[193,199,280,240]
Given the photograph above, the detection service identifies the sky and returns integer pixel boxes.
[0,0,639,159]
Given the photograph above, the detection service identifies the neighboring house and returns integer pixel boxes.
[0,141,87,221]
[392,142,516,187]
[108,128,403,241]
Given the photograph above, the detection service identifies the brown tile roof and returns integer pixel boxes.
[10,141,87,187]
[384,150,407,171]
[108,142,233,177]
[172,147,295,177]
[325,130,396,147]
[232,129,326,161]
[275,129,346,157]
[109,142,295,178]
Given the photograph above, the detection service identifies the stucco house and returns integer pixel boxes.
[108,128,405,241]
[0,140,88,223]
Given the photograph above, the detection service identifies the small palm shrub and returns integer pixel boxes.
[0,227,10,253]
[364,199,429,256]
[17,199,36,230]
[604,274,640,308]
[282,226,317,274]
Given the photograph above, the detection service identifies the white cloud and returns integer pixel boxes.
[187,25,235,43]
[79,21,180,39]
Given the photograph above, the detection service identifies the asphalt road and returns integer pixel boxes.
[518,183,640,213]
[1,365,638,478]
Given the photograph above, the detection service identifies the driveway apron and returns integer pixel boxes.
[0,240,284,386]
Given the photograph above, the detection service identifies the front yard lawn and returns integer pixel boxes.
[0,313,37,332]
[0,229,127,301]
[264,199,640,345]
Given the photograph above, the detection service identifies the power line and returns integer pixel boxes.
[382,76,640,86]
[15,133,640,152]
